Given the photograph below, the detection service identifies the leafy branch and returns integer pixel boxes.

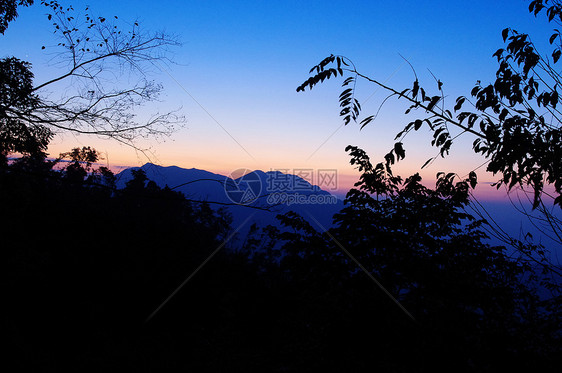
[3,1,184,155]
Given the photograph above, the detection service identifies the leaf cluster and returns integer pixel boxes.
[0,0,33,34]
[297,2,562,212]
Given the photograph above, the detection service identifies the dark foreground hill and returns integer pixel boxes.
[3,156,561,372]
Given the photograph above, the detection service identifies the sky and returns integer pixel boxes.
[1,0,557,198]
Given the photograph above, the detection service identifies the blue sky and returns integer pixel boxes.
[1,0,555,195]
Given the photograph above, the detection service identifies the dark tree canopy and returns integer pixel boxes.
[244,144,562,371]
[0,57,52,159]
[0,0,33,34]
[2,1,562,371]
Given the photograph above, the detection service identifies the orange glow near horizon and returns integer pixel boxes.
[4,0,556,208]
[44,135,522,204]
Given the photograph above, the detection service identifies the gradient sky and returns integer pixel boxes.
[1,0,556,197]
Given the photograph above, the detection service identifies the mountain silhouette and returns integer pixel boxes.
[116,163,345,246]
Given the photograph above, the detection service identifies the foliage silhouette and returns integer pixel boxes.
[0,57,51,159]
[296,0,562,290]
[1,151,240,371]
[1,0,182,159]
[253,145,562,371]
[2,153,562,371]
[3,1,562,371]
[0,0,33,34]
[297,1,562,211]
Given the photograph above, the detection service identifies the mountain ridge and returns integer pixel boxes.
[115,163,345,247]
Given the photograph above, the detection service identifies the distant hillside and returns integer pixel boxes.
[116,163,345,247]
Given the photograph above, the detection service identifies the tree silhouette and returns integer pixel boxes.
[0,57,51,160]
[252,145,562,371]
[298,3,562,204]
[1,1,183,159]
[5,1,562,371]
[0,0,33,34]
[1,149,245,371]
[296,0,562,282]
